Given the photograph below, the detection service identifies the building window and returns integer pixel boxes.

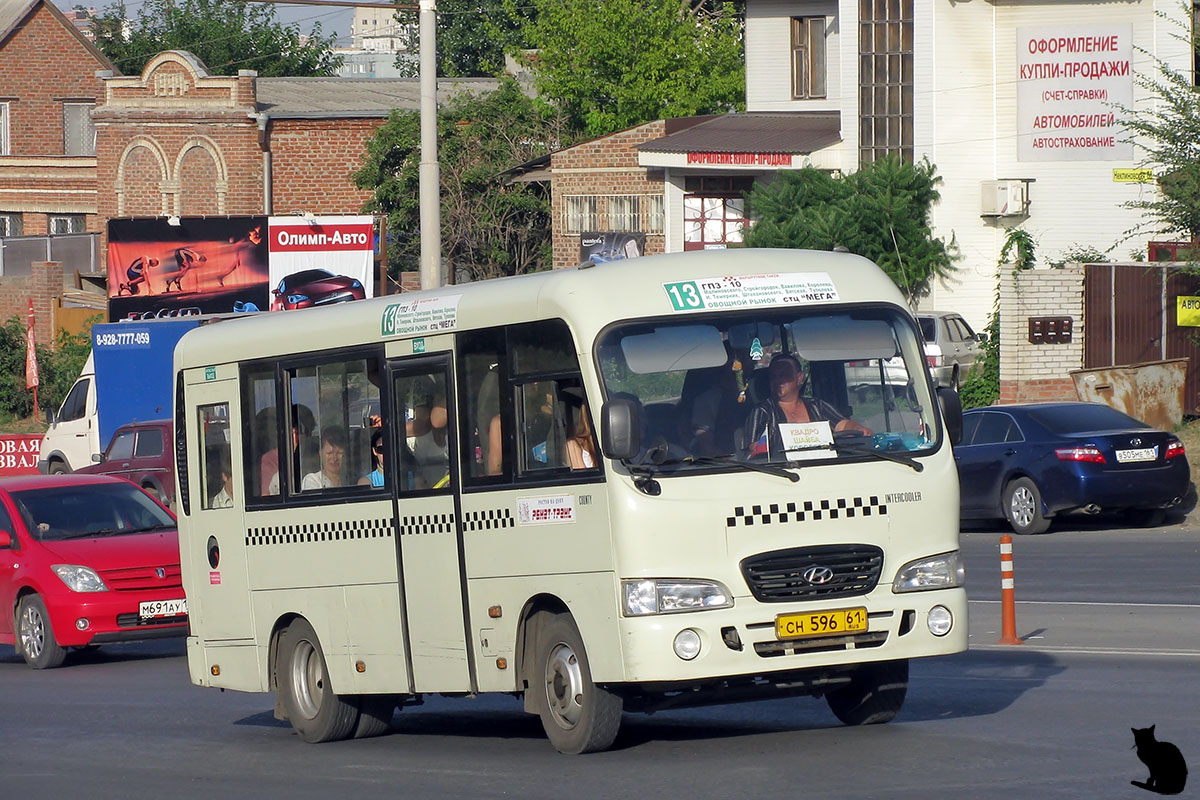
[0,102,9,155]
[0,213,21,237]
[607,196,639,231]
[682,176,754,251]
[859,0,914,164]
[564,196,599,234]
[792,16,828,99]
[63,102,96,156]
[48,214,85,234]
[647,195,665,233]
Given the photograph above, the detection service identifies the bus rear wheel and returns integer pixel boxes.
[825,659,909,726]
[531,612,622,754]
[278,618,359,743]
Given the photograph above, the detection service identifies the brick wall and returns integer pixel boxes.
[0,262,65,348]
[268,118,383,214]
[550,121,667,268]
[997,265,1085,404]
[0,2,110,235]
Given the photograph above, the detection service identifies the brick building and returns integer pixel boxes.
[0,0,114,238]
[95,50,498,224]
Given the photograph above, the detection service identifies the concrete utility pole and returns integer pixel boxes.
[418,0,442,290]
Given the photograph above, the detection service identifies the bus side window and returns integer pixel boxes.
[393,370,451,491]
[459,328,509,483]
[286,357,382,494]
[244,368,278,499]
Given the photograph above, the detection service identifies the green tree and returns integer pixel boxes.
[354,78,573,282]
[393,0,534,78]
[523,0,744,137]
[91,0,341,77]
[0,317,95,424]
[1115,3,1200,245]
[744,156,958,303]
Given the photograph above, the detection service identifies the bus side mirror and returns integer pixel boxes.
[601,397,641,461]
[937,386,963,445]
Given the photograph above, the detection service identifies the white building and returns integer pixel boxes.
[740,0,1195,328]
[349,4,411,53]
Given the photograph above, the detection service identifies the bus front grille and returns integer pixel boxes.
[740,544,884,602]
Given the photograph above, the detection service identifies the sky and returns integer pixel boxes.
[53,0,356,46]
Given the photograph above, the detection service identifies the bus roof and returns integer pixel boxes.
[174,248,907,369]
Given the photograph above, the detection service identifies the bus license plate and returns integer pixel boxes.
[139,598,187,620]
[776,607,868,639]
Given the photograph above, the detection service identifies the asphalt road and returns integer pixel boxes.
[2,518,1197,800]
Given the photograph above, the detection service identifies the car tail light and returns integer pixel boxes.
[926,355,943,368]
[1166,440,1186,460]
[1056,446,1106,463]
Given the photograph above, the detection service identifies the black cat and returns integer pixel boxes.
[1131,725,1188,795]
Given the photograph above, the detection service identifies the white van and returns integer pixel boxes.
[175,248,967,753]
[37,352,97,474]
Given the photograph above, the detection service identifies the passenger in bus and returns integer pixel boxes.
[262,404,314,495]
[744,354,871,458]
[485,414,503,475]
[358,429,385,487]
[409,385,450,488]
[211,451,234,508]
[565,402,597,470]
[301,427,347,490]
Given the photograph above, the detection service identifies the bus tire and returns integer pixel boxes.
[278,618,359,743]
[352,695,396,739]
[825,659,908,726]
[532,613,622,754]
[17,594,67,670]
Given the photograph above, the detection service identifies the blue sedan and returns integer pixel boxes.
[955,402,1191,534]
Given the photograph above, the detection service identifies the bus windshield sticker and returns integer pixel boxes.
[381,295,462,338]
[517,494,576,526]
[778,421,834,461]
[662,274,839,313]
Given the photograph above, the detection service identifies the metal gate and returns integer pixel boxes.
[1084,263,1200,415]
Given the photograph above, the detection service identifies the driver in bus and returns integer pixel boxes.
[743,354,871,458]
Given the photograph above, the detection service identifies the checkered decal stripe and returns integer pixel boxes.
[245,518,395,547]
[726,496,887,527]
[463,508,515,531]
[401,513,456,536]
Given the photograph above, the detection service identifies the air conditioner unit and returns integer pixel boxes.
[981,180,1030,217]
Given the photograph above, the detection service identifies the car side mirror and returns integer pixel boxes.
[0,530,12,548]
[91,453,103,463]
[937,386,963,445]
[601,397,641,461]
[975,332,988,344]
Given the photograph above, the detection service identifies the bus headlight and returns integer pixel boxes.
[52,564,108,592]
[622,580,733,616]
[892,551,965,593]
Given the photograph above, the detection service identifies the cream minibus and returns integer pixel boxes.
[174,248,966,754]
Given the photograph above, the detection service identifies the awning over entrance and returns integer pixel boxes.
[635,112,842,171]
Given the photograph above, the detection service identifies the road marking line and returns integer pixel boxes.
[970,643,1200,658]
[969,600,1200,609]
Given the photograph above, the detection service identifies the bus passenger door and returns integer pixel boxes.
[388,356,473,693]
[180,371,254,641]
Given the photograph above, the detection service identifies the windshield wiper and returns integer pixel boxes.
[682,454,800,483]
[59,528,123,539]
[833,441,923,472]
[124,524,175,534]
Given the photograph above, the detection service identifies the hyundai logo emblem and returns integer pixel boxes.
[802,566,835,585]
[155,568,166,579]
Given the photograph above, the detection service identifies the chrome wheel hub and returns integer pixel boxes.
[544,641,584,730]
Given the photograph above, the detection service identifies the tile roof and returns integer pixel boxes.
[636,112,842,154]
[255,76,502,118]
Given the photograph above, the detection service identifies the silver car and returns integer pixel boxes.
[917,311,985,389]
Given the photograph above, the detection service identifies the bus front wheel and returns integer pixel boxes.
[278,618,359,743]
[825,659,909,726]
[531,613,622,754]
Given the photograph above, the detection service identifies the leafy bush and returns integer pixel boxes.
[0,316,95,425]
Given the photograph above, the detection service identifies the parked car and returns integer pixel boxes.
[76,419,175,509]
[270,269,365,311]
[0,474,187,669]
[844,356,915,402]
[955,402,1191,534]
[917,311,984,389]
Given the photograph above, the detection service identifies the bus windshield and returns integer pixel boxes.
[596,307,939,469]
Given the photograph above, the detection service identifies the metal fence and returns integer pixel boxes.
[0,233,99,279]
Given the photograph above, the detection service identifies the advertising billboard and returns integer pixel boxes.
[579,232,646,264]
[107,217,269,322]
[267,215,374,311]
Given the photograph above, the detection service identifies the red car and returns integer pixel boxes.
[270,268,365,311]
[76,419,175,510]
[0,474,187,669]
